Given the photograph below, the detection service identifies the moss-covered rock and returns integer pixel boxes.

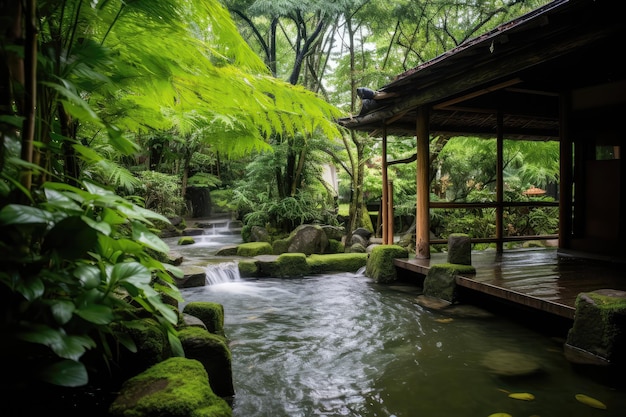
[215,245,238,256]
[365,245,408,283]
[179,327,234,398]
[566,289,626,364]
[183,302,225,336]
[236,242,273,257]
[276,253,310,277]
[272,238,290,255]
[286,224,329,254]
[348,242,367,253]
[255,255,280,277]
[177,236,196,246]
[110,318,172,384]
[238,259,258,277]
[109,357,231,417]
[175,265,207,288]
[307,253,368,275]
[326,239,344,254]
[447,233,471,265]
[423,263,476,303]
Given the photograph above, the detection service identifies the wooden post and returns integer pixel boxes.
[387,180,394,244]
[382,126,389,244]
[559,93,572,249]
[496,111,504,254]
[416,106,430,259]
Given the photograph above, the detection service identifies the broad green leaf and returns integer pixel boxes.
[73,264,101,289]
[74,304,114,325]
[101,207,126,225]
[17,323,63,346]
[50,333,96,361]
[50,300,76,325]
[132,221,169,253]
[38,359,88,387]
[43,188,82,212]
[15,275,45,301]
[111,262,151,286]
[0,204,54,225]
[113,331,137,353]
[163,263,184,279]
[167,329,185,357]
[148,295,178,324]
[81,215,112,236]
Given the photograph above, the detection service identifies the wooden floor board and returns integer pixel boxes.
[394,248,626,320]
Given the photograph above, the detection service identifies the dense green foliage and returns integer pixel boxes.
[0,0,342,395]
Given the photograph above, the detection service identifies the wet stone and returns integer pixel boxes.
[481,349,542,377]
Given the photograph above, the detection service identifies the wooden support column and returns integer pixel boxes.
[416,106,430,259]
[381,126,389,244]
[387,180,394,244]
[496,111,504,254]
[559,93,572,249]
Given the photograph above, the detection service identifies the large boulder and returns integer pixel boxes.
[287,224,329,255]
[249,225,271,243]
[109,357,231,417]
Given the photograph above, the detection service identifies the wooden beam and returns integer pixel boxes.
[433,78,522,110]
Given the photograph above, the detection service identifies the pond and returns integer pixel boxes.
[167,233,626,417]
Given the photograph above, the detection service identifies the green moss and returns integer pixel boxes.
[276,253,310,277]
[567,291,626,361]
[326,239,344,254]
[177,236,196,245]
[179,327,230,359]
[109,357,231,417]
[307,253,368,274]
[182,302,225,336]
[584,292,626,310]
[178,327,234,398]
[238,260,258,277]
[236,242,273,257]
[430,263,476,275]
[272,238,290,255]
[365,245,408,283]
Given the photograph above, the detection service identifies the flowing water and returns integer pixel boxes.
[170,230,626,417]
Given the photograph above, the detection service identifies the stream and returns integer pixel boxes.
[165,229,626,417]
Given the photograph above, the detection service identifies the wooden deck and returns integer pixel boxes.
[394,248,626,320]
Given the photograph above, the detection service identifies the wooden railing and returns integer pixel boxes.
[427,200,559,246]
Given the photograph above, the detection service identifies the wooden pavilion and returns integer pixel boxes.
[337,0,625,264]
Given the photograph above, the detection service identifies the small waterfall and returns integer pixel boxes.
[205,261,241,285]
[205,221,230,236]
